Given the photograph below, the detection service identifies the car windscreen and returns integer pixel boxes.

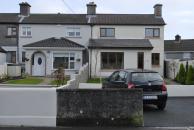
[131,72,163,84]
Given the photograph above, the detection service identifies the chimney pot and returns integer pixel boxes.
[19,2,31,16]
[154,4,162,17]
[175,35,181,43]
[87,2,97,15]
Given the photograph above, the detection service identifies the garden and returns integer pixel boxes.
[175,63,194,85]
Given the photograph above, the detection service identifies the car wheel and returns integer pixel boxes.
[157,102,166,110]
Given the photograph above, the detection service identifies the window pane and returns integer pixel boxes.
[70,62,75,69]
[76,32,80,37]
[68,32,75,37]
[106,29,114,37]
[53,57,65,69]
[22,27,26,36]
[64,57,69,69]
[145,28,153,37]
[152,53,160,65]
[22,52,26,62]
[7,28,12,36]
[100,28,106,37]
[154,29,160,37]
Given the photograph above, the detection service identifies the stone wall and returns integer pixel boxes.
[58,63,89,89]
[57,89,143,127]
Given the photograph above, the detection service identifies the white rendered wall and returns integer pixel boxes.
[0,88,57,127]
[19,24,91,63]
[91,25,164,76]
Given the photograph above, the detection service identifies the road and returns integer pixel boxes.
[144,97,194,127]
[0,97,194,130]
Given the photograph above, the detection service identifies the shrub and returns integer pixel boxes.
[178,63,186,84]
[175,72,179,81]
[185,65,194,85]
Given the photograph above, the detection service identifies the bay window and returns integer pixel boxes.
[53,53,75,69]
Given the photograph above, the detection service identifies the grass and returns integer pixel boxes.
[87,78,105,83]
[5,77,43,85]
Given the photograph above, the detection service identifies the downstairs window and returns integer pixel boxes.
[101,52,124,70]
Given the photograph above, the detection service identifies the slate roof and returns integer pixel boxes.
[0,13,165,25]
[88,39,153,49]
[164,39,194,52]
[0,13,20,23]
[0,47,6,53]
[23,37,85,48]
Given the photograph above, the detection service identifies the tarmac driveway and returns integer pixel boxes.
[144,97,194,127]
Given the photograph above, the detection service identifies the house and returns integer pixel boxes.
[88,3,165,77]
[165,35,194,60]
[0,2,166,77]
[0,14,19,64]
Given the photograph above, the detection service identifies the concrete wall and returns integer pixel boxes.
[167,85,194,97]
[19,24,91,63]
[57,89,143,126]
[0,64,7,76]
[91,25,164,75]
[0,88,57,127]
[58,63,89,89]
[90,49,152,77]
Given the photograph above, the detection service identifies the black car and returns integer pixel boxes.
[102,69,168,110]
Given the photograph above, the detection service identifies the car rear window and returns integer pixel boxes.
[131,72,163,83]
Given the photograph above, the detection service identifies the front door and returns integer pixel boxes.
[32,53,45,76]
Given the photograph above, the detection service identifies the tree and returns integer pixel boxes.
[178,63,186,84]
[185,65,194,85]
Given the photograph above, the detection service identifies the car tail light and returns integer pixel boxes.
[162,81,167,91]
[128,83,135,89]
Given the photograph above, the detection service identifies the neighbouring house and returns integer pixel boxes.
[0,14,19,64]
[165,35,194,60]
[0,2,166,77]
[0,47,7,76]
[0,47,6,64]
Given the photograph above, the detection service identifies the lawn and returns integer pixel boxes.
[87,78,105,83]
[5,77,43,85]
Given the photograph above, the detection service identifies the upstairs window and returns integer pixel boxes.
[100,28,115,37]
[152,53,160,66]
[67,28,81,37]
[145,28,160,38]
[22,27,31,37]
[7,27,17,36]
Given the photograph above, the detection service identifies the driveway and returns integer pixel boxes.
[144,97,194,127]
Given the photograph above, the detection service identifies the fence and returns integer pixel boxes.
[165,59,194,79]
[0,64,7,77]
[58,63,89,89]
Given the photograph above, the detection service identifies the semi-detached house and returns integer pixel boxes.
[0,2,166,77]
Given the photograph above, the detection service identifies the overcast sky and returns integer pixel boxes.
[0,0,194,40]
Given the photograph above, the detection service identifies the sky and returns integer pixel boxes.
[0,0,194,40]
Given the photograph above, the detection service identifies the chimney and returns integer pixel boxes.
[87,2,97,15]
[19,2,31,16]
[175,35,181,43]
[154,4,162,17]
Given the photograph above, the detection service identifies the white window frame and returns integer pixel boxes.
[53,52,76,70]
[145,28,160,38]
[21,27,32,37]
[7,27,17,36]
[66,27,81,38]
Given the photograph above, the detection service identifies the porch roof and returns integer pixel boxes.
[23,37,85,48]
[88,39,153,49]
[0,47,6,53]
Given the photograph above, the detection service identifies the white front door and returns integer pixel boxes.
[32,53,46,76]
